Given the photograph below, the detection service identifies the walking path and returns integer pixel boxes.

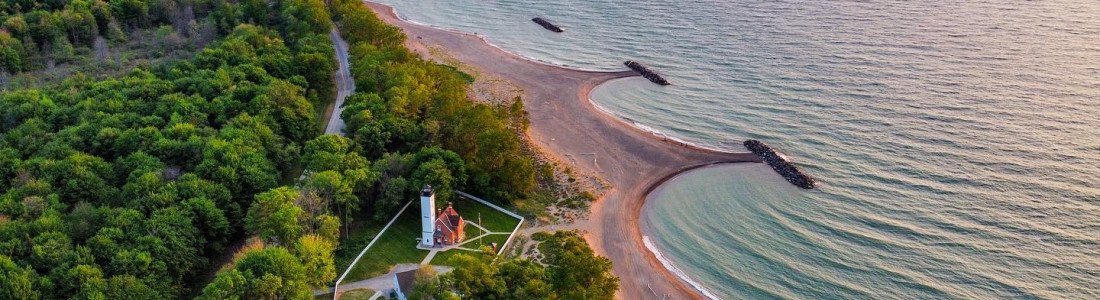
[317,264,452,297]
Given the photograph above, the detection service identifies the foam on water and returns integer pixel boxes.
[643,236,721,300]
[379,3,610,72]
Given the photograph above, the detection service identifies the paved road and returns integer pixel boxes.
[325,29,355,136]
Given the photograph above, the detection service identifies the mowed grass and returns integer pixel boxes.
[430,249,494,268]
[479,233,511,251]
[443,196,521,233]
[333,221,386,275]
[456,233,511,253]
[342,206,429,282]
[313,288,374,300]
[464,222,485,238]
[339,289,375,300]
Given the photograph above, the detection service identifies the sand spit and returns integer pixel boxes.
[363,2,762,298]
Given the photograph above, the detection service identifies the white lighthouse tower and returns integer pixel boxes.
[420,185,436,247]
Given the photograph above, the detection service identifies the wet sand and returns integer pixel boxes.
[363,2,762,298]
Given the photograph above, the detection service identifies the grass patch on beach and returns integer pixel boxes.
[444,195,521,233]
[342,206,429,282]
[440,64,475,83]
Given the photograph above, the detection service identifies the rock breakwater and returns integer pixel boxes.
[744,140,815,189]
[532,17,563,32]
[624,61,671,85]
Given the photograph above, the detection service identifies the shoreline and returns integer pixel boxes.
[363,2,761,298]
[378,4,619,73]
[373,2,737,156]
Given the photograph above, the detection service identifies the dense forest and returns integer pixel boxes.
[0,0,337,297]
[329,0,536,203]
[1,0,614,298]
[1,0,221,79]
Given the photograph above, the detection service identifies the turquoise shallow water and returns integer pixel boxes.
[376,0,1100,298]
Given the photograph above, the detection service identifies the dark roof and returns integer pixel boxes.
[447,215,461,227]
[395,270,417,293]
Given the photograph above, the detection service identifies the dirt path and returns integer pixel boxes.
[362,2,762,299]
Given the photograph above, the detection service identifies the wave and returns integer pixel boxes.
[379,1,743,155]
[643,236,722,300]
[587,90,734,153]
[380,4,613,73]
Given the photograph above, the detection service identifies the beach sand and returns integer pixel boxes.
[363,2,762,298]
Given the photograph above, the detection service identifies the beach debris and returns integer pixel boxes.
[744,140,816,189]
[532,17,564,32]
[624,61,671,85]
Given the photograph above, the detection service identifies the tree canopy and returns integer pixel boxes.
[0,0,336,296]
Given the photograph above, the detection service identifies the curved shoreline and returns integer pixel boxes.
[375,2,739,156]
[635,161,783,299]
[376,3,619,73]
[585,77,736,154]
[362,2,761,298]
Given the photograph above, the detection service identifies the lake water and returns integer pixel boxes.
[373,0,1100,298]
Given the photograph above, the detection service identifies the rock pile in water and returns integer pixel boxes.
[624,61,671,85]
[744,140,815,189]
[531,17,563,32]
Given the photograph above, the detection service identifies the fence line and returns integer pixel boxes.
[455,190,525,255]
[455,191,524,219]
[331,200,412,299]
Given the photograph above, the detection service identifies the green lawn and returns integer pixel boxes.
[443,196,521,233]
[341,206,429,282]
[457,233,511,253]
[333,221,387,274]
[479,233,511,250]
[314,288,375,300]
[464,222,485,239]
[429,249,493,268]
[339,289,376,300]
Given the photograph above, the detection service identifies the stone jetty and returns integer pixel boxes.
[744,140,816,189]
[532,17,563,32]
[624,61,671,85]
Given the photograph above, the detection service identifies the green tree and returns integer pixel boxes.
[198,269,248,300]
[0,31,26,73]
[498,259,553,300]
[294,234,335,288]
[0,254,39,300]
[104,275,161,300]
[247,187,305,246]
[535,231,619,300]
[233,247,311,300]
[68,264,107,300]
[409,265,453,300]
[444,253,505,298]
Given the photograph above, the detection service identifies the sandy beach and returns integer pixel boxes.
[363,2,762,298]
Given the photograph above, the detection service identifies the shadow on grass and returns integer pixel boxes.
[341,207,429,282]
